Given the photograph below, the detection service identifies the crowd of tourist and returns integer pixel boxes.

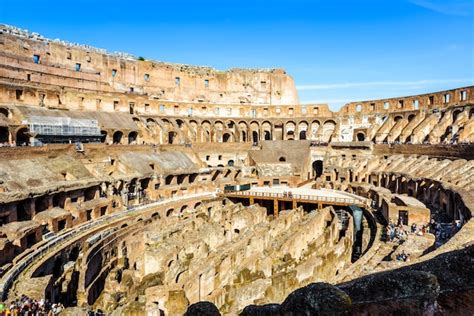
[386,216,464,262]
[387,220,409,242]
[430,218,463,244]
[0,295,64,315]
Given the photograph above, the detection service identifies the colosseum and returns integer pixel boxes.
[0,24,472,315]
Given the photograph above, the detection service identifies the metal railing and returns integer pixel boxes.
[224,190,364,205]
[0,191,216,301]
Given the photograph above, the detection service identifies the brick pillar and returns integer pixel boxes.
[274,199,279,218]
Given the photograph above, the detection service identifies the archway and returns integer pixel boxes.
[223,133,231,143]
[16,128,29,146]
[168,131,177,144]
[356,132,365,141]
[264,130,271,140]
[128,131,138,144]
[279,157,286,162]
[252,131,259,144]
[286,130,295,140]
[100,131,107,143]
[0,108,9,118]
[112,131,123,144]
[241,131,247,142]
[0,127,9,144]
[312,160,323,178]
[452,109,462,123]
[299,130,306,140]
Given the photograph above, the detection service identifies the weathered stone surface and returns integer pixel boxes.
[184,301,221,316]
[280,282,351,316]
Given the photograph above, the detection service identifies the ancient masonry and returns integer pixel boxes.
[0,24,473,315]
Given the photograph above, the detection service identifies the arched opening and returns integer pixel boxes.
[168,131,177,144]
[312,160,323,178]
[16,128,29,146]
[166,209,174,217]
[264,130,271,140]
[394,116,403,122]
[452,109,462,123]
[112,131,123,144]
[0,108,9,118]
[252,131,259,144]
[52,192,66,208]
[470,108,474,119]
[165,175,174,185]
[223,133,231,143]
[177,174,187,185]
[286,130,295,140]
[100,130,107,143]
[241,131,247,142]
[299,130,306,140]
[0,127,9,144]
[408,114,416,122]
[180,205,188,213]
[128,131,138,144]
[279,157,286,162]
[356,132,365,142]
[228,160,234,166]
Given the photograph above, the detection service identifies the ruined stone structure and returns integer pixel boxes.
[0,24,473,315]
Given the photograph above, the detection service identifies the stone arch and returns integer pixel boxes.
[262,121,272,140]
[285,121,296,140]
[0,126,9,143]
[452,108,463,122]
[16,127,29,146]
[394,115,403,122]
[264,130,271,140]
[321,120,336,142]
[312,160,323,178]
[238,121,249,142]
[168,131,177,144]
[201,120,211,142]
[408,114,416,122]
[356,132,366,141]
[100,130,107,143]
[128,131,138,144]
[298,121,309,140]
[0,107,9,118]
[252,131,259,144]
[223,132,232,143]
[176,119,185,129]
[112,131,123,144]
[166,208,174,217]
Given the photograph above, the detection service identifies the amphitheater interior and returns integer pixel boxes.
[0,24,473,315]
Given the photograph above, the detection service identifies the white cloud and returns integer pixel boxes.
[296,79,473,91]
[408,0,473,16]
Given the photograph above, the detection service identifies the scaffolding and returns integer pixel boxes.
[27,116,101,136]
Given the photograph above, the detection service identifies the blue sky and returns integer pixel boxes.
[1,0,473,110]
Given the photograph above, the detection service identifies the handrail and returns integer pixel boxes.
[223,190,364,205]
[0,191,216,301]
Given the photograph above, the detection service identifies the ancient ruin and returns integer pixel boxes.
[0,24,473,315]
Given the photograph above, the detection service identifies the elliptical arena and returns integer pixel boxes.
[0,25,473,315]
